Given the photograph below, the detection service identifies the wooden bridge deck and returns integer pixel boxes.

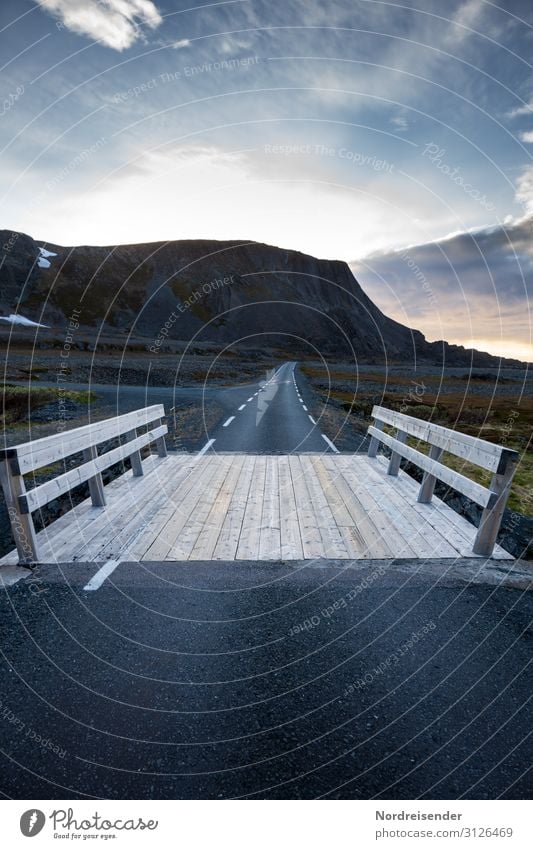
[0,453,512,564]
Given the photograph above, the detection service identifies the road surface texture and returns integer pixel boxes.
[0,362,531,799]
[0,560,531,799]
[207,361,333,453]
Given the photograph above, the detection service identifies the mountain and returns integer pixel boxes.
[0,230,523,366]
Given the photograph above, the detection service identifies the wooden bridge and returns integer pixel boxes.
[0,404,518,566]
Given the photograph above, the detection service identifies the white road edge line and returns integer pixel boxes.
[238,404,246,411]
[308,415,316,424]
[196,438,215,458]
[223,416,235,427]
[0,565,32,588]
[302,404,308,410]
[84,559,120,592]
[247,397,253,402]
[322,434,340,453]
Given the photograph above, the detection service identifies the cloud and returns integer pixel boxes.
[390,115,408,133]
[350,216,533,360]
[36,0,163,51]
[519,130,533,144]
[172,39,190,50]
[515,166,533,214]
[507,100,533,118]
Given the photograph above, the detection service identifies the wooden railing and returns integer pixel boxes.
[0,405,168,564]
[367,405,519,557]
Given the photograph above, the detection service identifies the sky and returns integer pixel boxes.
[0,0,532,359]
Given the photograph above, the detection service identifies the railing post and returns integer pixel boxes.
[82,445,106,507]
[0,455,39,564]
[418,444,443,503]
[126,429,144,476]
[473,454,518,557]
[367,420,384,458]
[387,429,407,476]
[154,418,168,458]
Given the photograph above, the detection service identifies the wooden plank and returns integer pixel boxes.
[320,456,388,558]
[258,456,281,560]
[288,455,328,559]
[337,456,416,558]
[418,444,443,503]
[278,455,304,560]
[2,405,166,474]
[371,405,518,473]
[311,456,369,558]
[367,419,384,458]
[190,455,246,559]
[20,424,167,513]
[372,456,511,559]
[213,456,256,559]
[168,457,231,560]
[0,454,173,565]
[362,469,458,558]
[83,444,106,506]
[77,470,170,561]
[118,456,200,561]
[125,429,144,477]
[387,429,407,476]
[236,457,267,560]
[299,456,349,559]
[367,425,492,507]
[0,459,39,563]
[49,455,174,562]
[142,455,224,560]
[78,455,194,562]
[0,454,177,565]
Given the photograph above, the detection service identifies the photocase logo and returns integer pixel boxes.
[20,809,46,837]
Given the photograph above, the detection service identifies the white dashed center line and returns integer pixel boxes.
[322,434,340,453]
[247,397,253,402]
[302,405,308,411]
[238,404,246,411]
[197,438,215,457]
[223,416,235,427]
[308,415,316,424]
[84,560,120,592]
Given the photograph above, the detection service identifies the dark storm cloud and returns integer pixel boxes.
[351,216,533,352]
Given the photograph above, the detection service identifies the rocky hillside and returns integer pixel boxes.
[0,230,522,365]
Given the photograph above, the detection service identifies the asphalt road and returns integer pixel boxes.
[0,560,531,799]
[0,363,531,800]
[12,360,341,454]
[206,361,334,453]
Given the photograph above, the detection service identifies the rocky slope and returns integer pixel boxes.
[0,230,523,365]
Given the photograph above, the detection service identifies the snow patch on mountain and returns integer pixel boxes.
[37,247,57,268]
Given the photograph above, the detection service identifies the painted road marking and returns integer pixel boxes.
[197,438,215,457]
[238,404,246,411]
[84,559,120,592]
[322,434,340,453]
[247,397,253,402]
[223,416,235,427]
[303,405,308,411]
[0,565,31,588]
[308,415,316,424]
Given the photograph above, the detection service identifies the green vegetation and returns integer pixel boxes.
[302,365,533,517]
[1,385,96,425]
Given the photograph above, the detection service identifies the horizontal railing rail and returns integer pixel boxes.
[367,405,519,557]
[0,405,168,564]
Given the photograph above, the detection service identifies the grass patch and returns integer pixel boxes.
[303,365,533,517]
[1,385,96,424]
